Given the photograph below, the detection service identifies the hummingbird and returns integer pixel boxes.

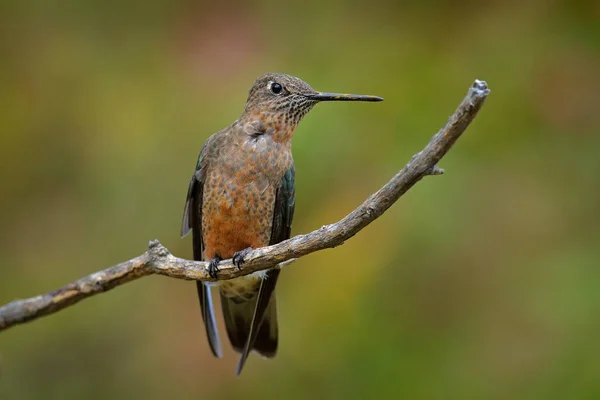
[181,73,383,374]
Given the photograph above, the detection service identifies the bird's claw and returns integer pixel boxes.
[207,256,221,279]
[232,247,253,270]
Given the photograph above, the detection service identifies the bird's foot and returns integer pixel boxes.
[232,247,253,270]
[207,256,221,279]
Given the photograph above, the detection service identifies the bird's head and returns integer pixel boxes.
[240,73,383,142]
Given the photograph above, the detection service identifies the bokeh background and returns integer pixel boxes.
[1,1,599,399]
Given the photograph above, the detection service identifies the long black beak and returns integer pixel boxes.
[304,92,383,102]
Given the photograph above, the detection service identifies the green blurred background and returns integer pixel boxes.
[1,1,599,399]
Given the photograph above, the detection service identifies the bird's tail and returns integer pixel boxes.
[221,291,278,369]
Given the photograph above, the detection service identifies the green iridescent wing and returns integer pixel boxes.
[270,163,296,245]
[181,142,223,359]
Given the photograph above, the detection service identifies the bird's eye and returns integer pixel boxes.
[270,82,283,95]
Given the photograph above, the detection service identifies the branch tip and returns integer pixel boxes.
[472,79,490,96]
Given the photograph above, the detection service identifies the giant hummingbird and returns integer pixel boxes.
[181,73,383,374]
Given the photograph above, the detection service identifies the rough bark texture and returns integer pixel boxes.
[0,80,490,332]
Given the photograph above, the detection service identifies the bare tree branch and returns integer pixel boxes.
[0,80,490,332]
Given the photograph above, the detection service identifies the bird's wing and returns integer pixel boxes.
[270,163,296,245]
[236,163,296,375]
[181,142,223,358]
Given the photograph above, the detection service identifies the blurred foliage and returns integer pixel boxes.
[1,0,599,399]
